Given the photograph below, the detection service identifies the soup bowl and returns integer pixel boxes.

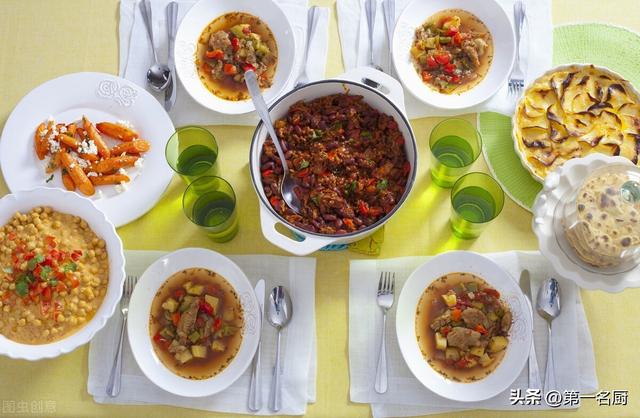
[396,251,532,402]
[127,248,260,397]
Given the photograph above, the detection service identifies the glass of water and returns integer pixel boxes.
[166,126,220,183]
[450,172,504,239]
[429,118,482,188]
[182,176,239,242]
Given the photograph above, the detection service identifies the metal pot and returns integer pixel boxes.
[250,67,418,255]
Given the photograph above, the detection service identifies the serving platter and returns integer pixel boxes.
[0,72,175,227]
[396,251,532,402]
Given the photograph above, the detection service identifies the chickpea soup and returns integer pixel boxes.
[0,207,109,344]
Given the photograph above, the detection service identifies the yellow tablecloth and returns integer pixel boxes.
[0,1,638,417]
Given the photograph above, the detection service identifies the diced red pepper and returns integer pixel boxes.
[484,288,501,298]
[71,250,83,262]
[174,288,186,299]
[153,332,170,348]
[223,63,238,75]
[45,235,57,248]
[455,358,469,368]
[441,326,451,336]
[452,32,463,46]
[262,169,274,177]
[358,200,369,216]
[213,317,222,331]
[231,37,240,52]
[296,168,310,178]
[242,63,256,73]
[475,324,488,335]
[450,75,461,84]
[443,63,456,75]
[205,49,224,60]
[42,286,52,302]
[451,308,462,321]
[171,312,181,326]
[446,26,459,36]
[421,71,432,82]
[343,218,355,230]
[426,55,438,69]
[435,53,451,65]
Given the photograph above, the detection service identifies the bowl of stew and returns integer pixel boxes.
[392,0,515,110]
[396,251,532,402]
[249,68,418,256]
[127,248,260,397]
[175,0,295,115]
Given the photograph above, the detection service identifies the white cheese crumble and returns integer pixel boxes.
[116,119,134,129]
[133,158,144,169]
[48,138,61,153]
[78,139,97,155]
[114,184,124,194]
[87,172,98,177]
[69,163,76,169]
[117,168,128,176]
[59,126,67,134]
[76,158,89,169]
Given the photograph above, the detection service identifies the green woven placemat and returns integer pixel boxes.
[480,23,640,210]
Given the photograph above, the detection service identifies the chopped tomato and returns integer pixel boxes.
[269,196,282,212]
[231,37,240,52]
[223,63,238,75]
[446,26,459,36]
[199,301,214,315]
[261,169,274,177]
[455,358,469,368]
[450,75,461,84]
[358,200,370,216]
[484,288,501,298]
[421,71,432,82]
[451,308,462,321]
[42,286,52,302]
[201,62,212,73]
[475,324,488,335]
[45,235,57,248]
[153,332,170,348]
[173,288,186,299]
[242,63,256,73]
[443,63,456,75]
[213,317,222,331]
[343,218,355,230]
[441,326,451,336]
[70,250,83,262]
[296,168,310,178]
[205,49,224,60]
[368,207,383,217]
[452,32,463,46]
[435,53,451,65]
[426,55,438,69]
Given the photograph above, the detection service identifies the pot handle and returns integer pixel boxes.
[337,66,407,114]
[259,204,338,256]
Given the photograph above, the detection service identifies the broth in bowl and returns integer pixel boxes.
[416,272,511,382]
[149,268,244,380]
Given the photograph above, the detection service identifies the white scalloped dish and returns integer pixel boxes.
[0,188,125,360]
[127,248,260,397]
[532,154,640,292]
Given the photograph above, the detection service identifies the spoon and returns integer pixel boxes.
[267,286,293,412]
[139,0,171,92]
[244,70,302,214]
[536,277,561,394]
[294,6,320,89]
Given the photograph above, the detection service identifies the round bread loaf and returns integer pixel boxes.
[564,172,640,267]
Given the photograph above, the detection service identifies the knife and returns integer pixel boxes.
[164,2,178,111]
[248,279,266,411]
[519,269,542,390]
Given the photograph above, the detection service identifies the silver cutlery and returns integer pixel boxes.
[164,2,179,111]
[365,0,383,71]
[267,286,293,412]
[248,279,266,412]
[518,270,542,390]
[245,70,302,214]
[382,0,395,75]
[508,0,526,96]
[140,0,171,92]
[106,275,137,397]
[374,271,395,394]
[294,6,320,89]
[536,277,561,394]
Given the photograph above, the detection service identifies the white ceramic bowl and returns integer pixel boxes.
[396,251,532,402]
[532,154,640,292]
[127,248,260,397]
[512,64,640,183]
[0,188,125,360]
[175,0,296,115]
[392,0,515,110]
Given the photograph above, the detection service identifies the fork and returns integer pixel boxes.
[508,0,526,96]
[374,271,395,394]
[106,275,137,397]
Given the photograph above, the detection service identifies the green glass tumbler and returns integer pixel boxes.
[450,172,505,239]
[429,118,482,188]
[183,176,239,242]
[166,126,220,183]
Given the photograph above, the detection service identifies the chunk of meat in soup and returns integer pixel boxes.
[461,307,488,329]
[446,326,481,350]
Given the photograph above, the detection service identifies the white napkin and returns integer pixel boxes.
[118,0,330,126]
[336,0,552,118]
[88,250,317,416]
[349,251,598,417]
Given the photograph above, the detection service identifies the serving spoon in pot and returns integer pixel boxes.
[245,70,302,214]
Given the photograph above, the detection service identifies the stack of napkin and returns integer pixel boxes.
[88,250,317,415]
[119,0,330,126]
[349,251,598,417]
[336,0,552,118]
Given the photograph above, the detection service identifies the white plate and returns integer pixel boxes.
[396,251,532,402]
[127,248,260,397]
[392,0,515,110]
[175,0,296,115]
[533,154,640,292]
[0,188,125,360]
[0,72,175,227]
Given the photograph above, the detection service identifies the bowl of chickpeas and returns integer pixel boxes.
[0,187,125,360]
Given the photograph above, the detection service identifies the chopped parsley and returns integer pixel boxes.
[45,174,54,183]
[15,280,29,297]
[310,196,320,206]
[27,254,45,271]
[39,265,53,281]
[376,179,388,191]
[361,131,372,139]
[345,181,357,195]
[62,262,77,272]
[298,160,310,169]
